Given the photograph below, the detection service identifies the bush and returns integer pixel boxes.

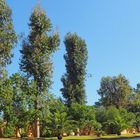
[96,130,106,137]
[3,125,15,137]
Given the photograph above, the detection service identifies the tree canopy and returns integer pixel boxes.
[61,33,88,106]
[97,74,132,108]
[0,0,17,73]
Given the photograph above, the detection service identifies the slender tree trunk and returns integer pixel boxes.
[16,127,21,138]
[35,92,40,138]
[34,79,42,138]
[0,128,4,137]
[36,117,40,138]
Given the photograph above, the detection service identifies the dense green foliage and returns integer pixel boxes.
[20,6,60,95]
[0,1,17,135]
[96,106,135,135]
[61,33,88,106]
[20,6,60,138]
[96,74,132,108]
[68,103,97,135]
[127,84,140,132]
[0,0,17,71]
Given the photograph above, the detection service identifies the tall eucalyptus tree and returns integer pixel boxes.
[20,6,60,138]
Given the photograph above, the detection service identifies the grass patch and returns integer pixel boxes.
[63,134,140,139]
[1,134,140,140]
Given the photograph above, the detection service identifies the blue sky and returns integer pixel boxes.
[6,0,140,105]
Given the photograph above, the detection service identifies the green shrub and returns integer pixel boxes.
[3,125,15,137]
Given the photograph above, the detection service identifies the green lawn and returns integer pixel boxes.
[1,134,140,140]
[60,134,140,139]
